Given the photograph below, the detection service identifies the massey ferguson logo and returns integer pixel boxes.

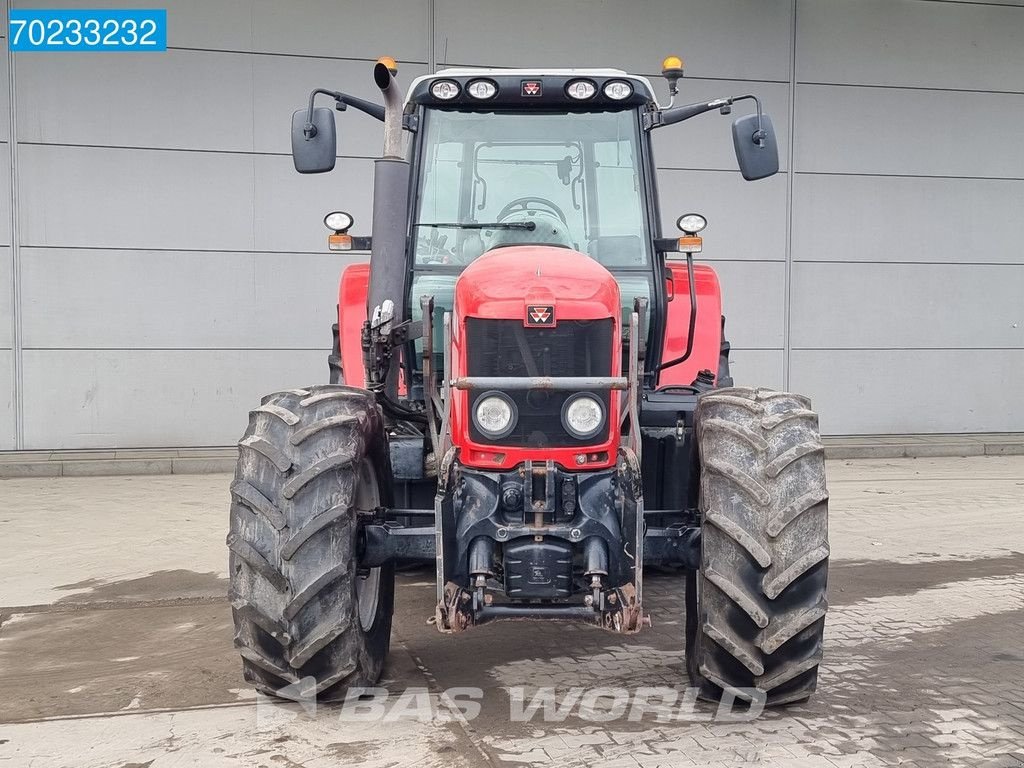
[526,304,555,327]
[521,80,542,97]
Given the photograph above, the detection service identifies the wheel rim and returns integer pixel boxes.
[354,459,382,632]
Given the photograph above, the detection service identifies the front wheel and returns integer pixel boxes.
[228,385,395,700]
[687,387,829,706]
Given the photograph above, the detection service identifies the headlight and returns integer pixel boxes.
[473,392,517,439]
[430,80,460,100]
[603,80,633,101]
[324,211,353,232]
[566,79,596,100]
[467,79,497,99]
[676,213,707,235]
[562,393,606,440]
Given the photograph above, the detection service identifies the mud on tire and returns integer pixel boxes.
[228,384,394,700]
[687,387,829,706]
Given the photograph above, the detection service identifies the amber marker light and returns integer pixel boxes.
[661,55,684,76]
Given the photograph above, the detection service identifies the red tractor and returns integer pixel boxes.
[228,57,829,707]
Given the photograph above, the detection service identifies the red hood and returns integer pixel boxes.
[455,246,620,322]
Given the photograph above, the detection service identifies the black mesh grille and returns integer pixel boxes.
[465,317,613,448]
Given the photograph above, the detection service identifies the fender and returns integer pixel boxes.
[658,262,723,387]
[337,263,370,386]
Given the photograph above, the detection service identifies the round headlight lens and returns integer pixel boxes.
[562,394,606,440]
[566,80,597,100]
[467,79,497,99]
[676,213,707,235]
[603,80,633,101]
[474,392,516,439]
[324,211,354,232]
[430,80,460,100]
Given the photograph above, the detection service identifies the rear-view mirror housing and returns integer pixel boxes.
[291,106,337,174]
[732,113,779,181]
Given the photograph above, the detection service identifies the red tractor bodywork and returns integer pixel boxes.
[337,263,370,387]
[336,258,725,395]
[659,262,725,387]
[450,246,622,472]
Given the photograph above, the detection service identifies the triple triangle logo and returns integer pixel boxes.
[526,304,555,326]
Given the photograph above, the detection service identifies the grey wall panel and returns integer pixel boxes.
[727,349,785,390]
[792,174,1024,264]
[21,349,325,449]
[708,260,787,351]
[0,151,9,246]
[791,348,1024,434]
[658,170,788,261]
[795,84,1024,178]
[19,144,256,251]
[251,0,428,61]
[13,0,429,60]
[941,1,1024,5]
[0,45,8,143]
[791,262,1024,350]
[0,247,11,349]
[254,155,375,253]
[434,0,792,81]
[16,50,257,153]
[797,0,1024,91]
[0,350,13,449]
[16,49,427,158]
[19,248,363,349]
[18,145,374,254]
[14,0,258,51]
[652,80,790,172]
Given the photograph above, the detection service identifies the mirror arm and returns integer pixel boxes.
[647,97,732,129]
[302,88,385,139]
[647,94,765,145]
[729,94,766,147]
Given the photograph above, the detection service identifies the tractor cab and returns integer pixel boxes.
[404,70,662,399]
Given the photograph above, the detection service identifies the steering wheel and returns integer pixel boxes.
[496,196,568,226]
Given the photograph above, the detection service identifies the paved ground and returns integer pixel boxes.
[1,456,1023,767]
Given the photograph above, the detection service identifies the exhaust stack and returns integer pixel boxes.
[374,58,405,160]
[368,57,411,396]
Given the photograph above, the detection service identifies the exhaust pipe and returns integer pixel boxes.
[368,57,410,397]
[374,58,404,160]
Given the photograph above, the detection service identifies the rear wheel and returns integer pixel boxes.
[228,384,394,700]
[687,387,829,706]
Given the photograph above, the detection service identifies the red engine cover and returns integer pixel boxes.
[452,246,622,471]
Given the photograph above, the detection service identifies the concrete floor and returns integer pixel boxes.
[1,457,1023,767]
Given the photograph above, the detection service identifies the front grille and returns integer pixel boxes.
[465,317,613,448]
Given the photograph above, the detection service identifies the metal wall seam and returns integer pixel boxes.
[6,0,23,449]
[782,0,798,391]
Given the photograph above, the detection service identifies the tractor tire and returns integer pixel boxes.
[228,384,394,701]
[686,386,829,706]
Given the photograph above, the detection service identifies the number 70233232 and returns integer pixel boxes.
[9,9,167,51]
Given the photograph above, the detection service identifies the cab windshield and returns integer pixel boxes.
[413,109,651,268]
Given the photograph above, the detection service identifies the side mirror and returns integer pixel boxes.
[291,106,336,174]
[732,113,779,181]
